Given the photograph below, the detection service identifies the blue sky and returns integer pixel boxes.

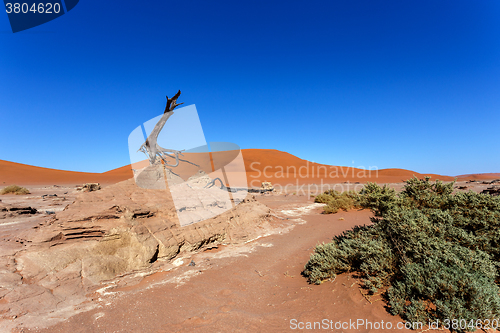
[1,0,499,175]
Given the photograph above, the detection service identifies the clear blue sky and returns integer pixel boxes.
[1,0,499,176]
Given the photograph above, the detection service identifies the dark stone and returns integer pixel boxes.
[481,186,500,196]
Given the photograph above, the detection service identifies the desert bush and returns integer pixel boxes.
[358,182,398,216]
[315,190,361,214]
[304,177,500,332]
[1,185,30,195]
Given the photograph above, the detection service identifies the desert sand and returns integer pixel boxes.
[0,149,498,333]
[242,149,458,186]
[29,204,412,333]
[0,160,133,186]
[455,172,500,180]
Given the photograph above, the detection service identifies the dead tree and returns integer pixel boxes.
[138,90,187,167]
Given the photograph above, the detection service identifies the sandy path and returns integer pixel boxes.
[22,195,426,333]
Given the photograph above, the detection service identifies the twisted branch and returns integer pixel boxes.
[138,90,197,168]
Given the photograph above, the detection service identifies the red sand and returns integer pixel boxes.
[0,160,133,186]
[242,149,454,185]
[1,149,495,187]
[31,207,421,333]
[456,173,500,180]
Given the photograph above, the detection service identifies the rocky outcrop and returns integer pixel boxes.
[0,202,37,219]
[76,183,102,192]
[0,178,273,327]
[481,185,500,196]
[481,179,500,185]
[248,182,275,194]
[22,178,271,281]
[261,182,275,192]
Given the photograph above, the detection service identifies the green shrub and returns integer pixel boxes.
[358,182,398,216]
[304,177,500,332]
[314,192,333,204]
[315,190,361,214]
[1,185,30,195]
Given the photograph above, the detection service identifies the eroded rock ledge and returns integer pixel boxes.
[0,179,273,329]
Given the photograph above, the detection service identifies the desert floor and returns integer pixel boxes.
[1,150,499,333]
[1,179,497,333]
[18,194,407,333]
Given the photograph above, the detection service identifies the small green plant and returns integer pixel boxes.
[304,177,500,332]
[1,185,30,195]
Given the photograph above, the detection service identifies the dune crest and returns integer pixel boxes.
[1,149,496,186]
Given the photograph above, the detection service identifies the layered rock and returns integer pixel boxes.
[76,183,102,192]
[481,185,500,196]
[0,178,272,328]
[0,202,37,219]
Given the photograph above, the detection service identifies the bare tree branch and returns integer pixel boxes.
[164,90,183,113]
[138,90,192,167]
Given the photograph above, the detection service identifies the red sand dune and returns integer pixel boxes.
[456,173,500,180]
[0,160,133,186]
[0,149,495,187]
[242,149,454,185]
